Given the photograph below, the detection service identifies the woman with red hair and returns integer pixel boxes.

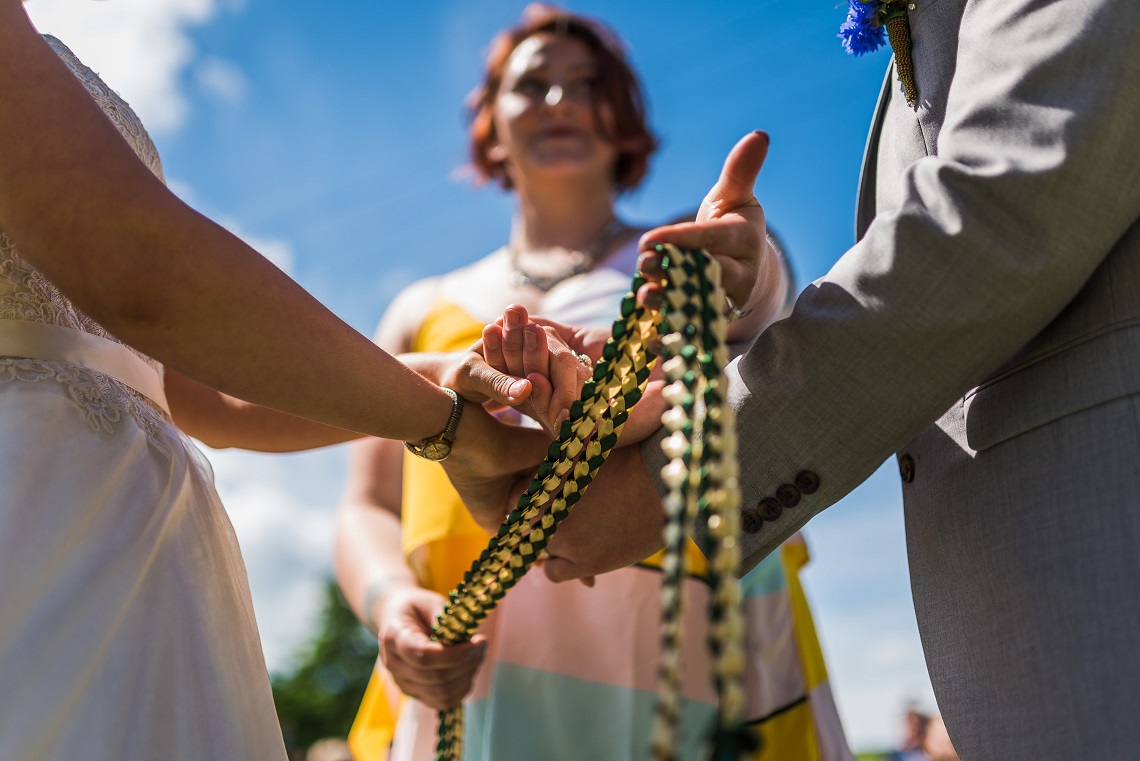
[335,6,850,760]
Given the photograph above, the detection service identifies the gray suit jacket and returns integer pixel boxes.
[645,0,1140,756]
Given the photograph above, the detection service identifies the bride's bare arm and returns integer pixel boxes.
[0,4,466,445]
[161,276,534,452]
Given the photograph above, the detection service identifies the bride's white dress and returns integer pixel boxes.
[0,37,286,760]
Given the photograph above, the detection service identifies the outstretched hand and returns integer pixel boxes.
[636,131,782,322]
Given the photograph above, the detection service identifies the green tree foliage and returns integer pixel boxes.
[271,578,378,752]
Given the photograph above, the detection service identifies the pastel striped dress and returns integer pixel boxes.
[349,243,852,761]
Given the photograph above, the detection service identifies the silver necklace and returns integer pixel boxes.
[507,217,626,292]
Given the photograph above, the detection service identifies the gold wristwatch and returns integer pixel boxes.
[404,387,464,461]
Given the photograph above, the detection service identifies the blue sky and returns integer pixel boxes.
[26,0,934,750]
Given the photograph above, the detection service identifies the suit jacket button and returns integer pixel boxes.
[794,470,820,494]
[899,453,916,483]
[775,484,801,508]
[741,508,763,534]
[758,498,783,522]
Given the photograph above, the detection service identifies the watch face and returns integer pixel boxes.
[422,440,452,461]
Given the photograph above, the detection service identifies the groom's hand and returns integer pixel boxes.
[540,444,667,583]
[636,131,778,319]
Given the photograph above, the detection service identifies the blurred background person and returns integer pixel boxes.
[334,5,851,760]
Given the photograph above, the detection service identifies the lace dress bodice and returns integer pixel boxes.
[0,36,171,440]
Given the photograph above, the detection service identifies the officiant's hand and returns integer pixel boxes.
[636,131,785,328]
[373,581,487,711]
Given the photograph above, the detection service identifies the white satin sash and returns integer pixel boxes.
[0,319,169,415]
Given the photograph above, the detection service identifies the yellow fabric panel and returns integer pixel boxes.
[399,302,491,592]
[747,699,821,761]
[781,539,831,692]
[348,669,397,761]
[400,454,490,594]
[412,300,485,354]
[638,537,711,580]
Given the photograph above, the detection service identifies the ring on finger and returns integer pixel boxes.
[575,352,594,371]
[724,293,753,324]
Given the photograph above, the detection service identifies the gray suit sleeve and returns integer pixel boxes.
[643,0,1140,574]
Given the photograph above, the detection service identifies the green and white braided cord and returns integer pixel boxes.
[432,244,750,761]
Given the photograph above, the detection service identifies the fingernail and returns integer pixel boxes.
[638,253,664,277]
[524,330,537,350]
[641,289,664,310]
[505,310,520,330]
[508,379,528,401]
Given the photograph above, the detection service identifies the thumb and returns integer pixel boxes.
[701,130,769,220]
[406,589,447,623]
[466,361,531,407]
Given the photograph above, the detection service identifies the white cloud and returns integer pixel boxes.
[24,0,225,132]
[195,56,249,105]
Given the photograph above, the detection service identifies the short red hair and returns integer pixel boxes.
[467,4,658,194]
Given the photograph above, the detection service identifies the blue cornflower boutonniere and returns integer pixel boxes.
[839,0,917,107]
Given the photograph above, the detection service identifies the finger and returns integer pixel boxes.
[525,371,555,432]
[616,377,669,445]
[643,219,739,255]
[521,316,589,356]
[635,248,666,284]
[501,304,528,377]
[636,281,664,311]
[412,671,484,712]
[482,324,508,373]
[542,555,594,584]
[386,654,482,708]
[577,575,597,588]
[522,323,551,382]
[544,329,585,430]
[702,130,769,219]
[462,358,531,406]
[385,625,488,672]
[386,655,481,694]
[639,219,759,307]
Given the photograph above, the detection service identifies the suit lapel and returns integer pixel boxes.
[855,62,895,242]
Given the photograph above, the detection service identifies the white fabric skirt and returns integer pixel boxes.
[0,362,286,760]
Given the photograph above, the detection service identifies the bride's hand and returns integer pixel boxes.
[443,406,545,533]
[396,347,532,409]
[395,347,553,532]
